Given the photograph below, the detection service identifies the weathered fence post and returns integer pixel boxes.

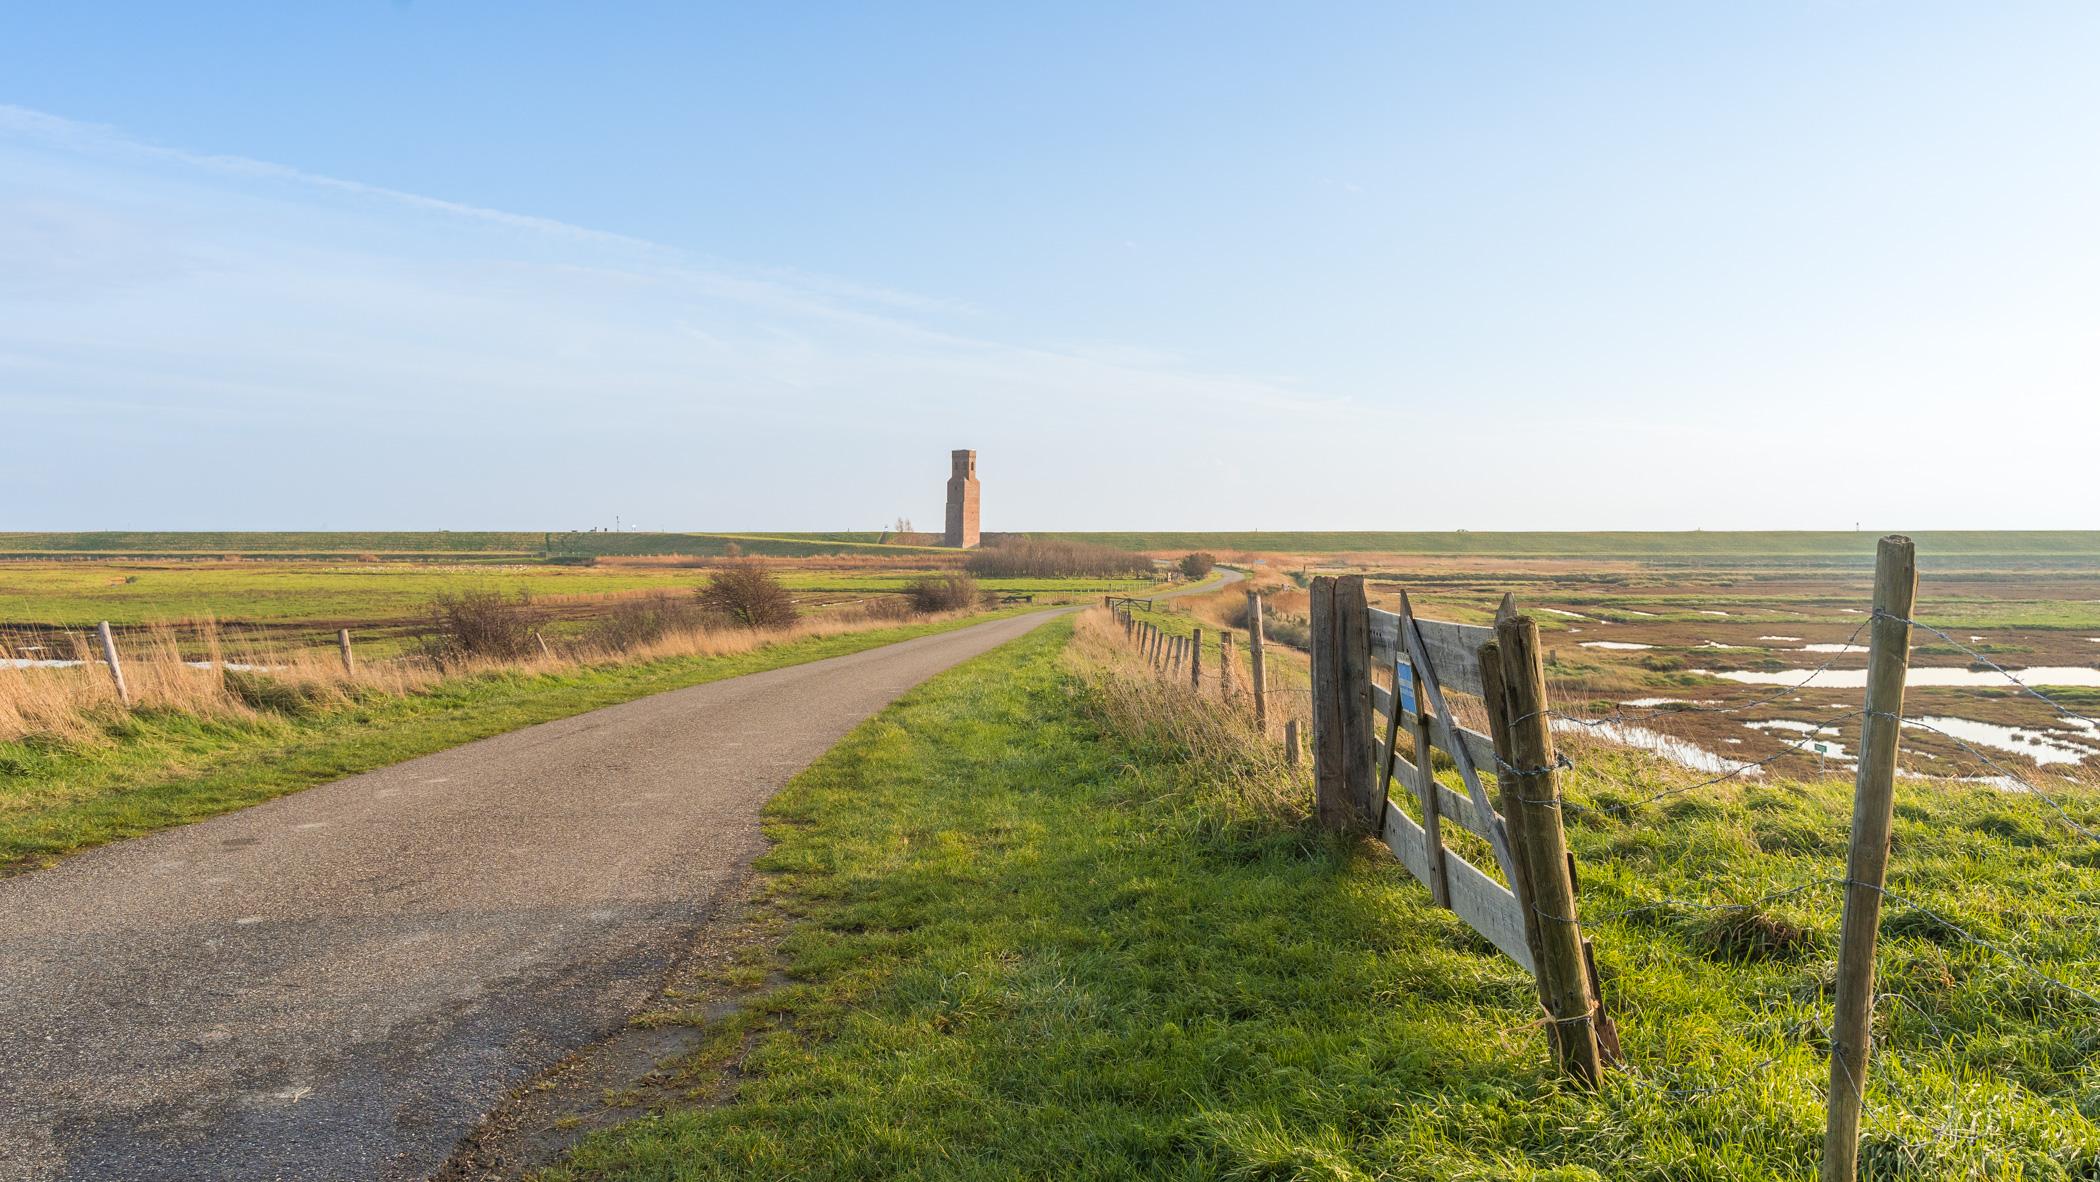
[1191,628,1204,690]
[96,621,130,708]
[1489,600,1603,1086]
[1309,576,1375,830]
[1220,630,1235,698]
[1285,718,1302,766]
[1246,591,1269,732]
[1822,535,1918,1182]
[338,628,356,676]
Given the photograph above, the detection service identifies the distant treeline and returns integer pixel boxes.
[964,539,1155,579]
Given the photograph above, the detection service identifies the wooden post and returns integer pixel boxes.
[1220,631,1235,699]
[96,621,130,708]
[1822,536,1918,1182]
[338,628,356,676]
[1310,578,1347,828]
[1491,602,1602,1086]
[1285,718,1302,767]
[1191,628,1204,690]
[1483,639,1552,1018]
[1337,576,1376,824]
[1247,591,1269,733]
[1309,576,1375,829]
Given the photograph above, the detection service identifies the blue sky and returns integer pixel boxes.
[5,3,2098,531]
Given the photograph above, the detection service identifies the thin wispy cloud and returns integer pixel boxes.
[2,105,1374,530]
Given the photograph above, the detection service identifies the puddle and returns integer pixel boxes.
[1542,609,1590,620]
[1580,641,1655,651]
[1907,715,2100,766]
[1705,665,2100,688]
[1799,643,1867,654]
[1552,719,1749,774]
[1623,697,1722,707]
[1759,635,1804,642]
[1699,610,1731,617]
[1617,609,1659,618]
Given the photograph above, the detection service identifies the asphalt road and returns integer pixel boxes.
[0,609,1065,1182]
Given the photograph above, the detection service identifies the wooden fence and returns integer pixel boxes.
[1310,575,1618,1083]
[1114,546,1941,1180]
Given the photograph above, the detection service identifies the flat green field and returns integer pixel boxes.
[0,562,1150,629]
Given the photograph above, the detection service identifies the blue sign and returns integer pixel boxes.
[1396,663,1417,715]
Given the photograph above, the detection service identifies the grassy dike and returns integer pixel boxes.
[539,618,2098,1181]
[0,610,1034,872]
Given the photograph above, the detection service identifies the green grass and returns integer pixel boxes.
[0,610,1036,872]
[540,621,2099,1180]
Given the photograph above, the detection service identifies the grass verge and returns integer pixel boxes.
[539,614,2098,1181]
[0,609,1035,873]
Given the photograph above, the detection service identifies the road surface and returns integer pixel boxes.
[0,609,1064,1182]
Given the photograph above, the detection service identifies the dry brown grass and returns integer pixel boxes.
[1065,610,1303,819]
[0,604,980,746]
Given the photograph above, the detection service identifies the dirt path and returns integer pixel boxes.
[0,610,1065,1182]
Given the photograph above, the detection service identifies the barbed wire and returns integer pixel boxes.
[1121,599,2100,1142]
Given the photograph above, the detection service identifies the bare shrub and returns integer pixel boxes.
[698,563,798,630]
[589,593,709,651]
[419,589,538,664]
[1178,552,1217,579]
[964,538,1153,579]
[829,597,915,624]
[906,574,980,614]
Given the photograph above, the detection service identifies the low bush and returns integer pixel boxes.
[418,589,539,665]
[1178,551,1216,579]
[589,593,709,651]
[905,574,980,613]
[698,563,799,630]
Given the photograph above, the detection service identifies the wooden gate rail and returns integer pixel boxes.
[1310,575,1611,1083]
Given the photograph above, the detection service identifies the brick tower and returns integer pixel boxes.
[943,449,980,549]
